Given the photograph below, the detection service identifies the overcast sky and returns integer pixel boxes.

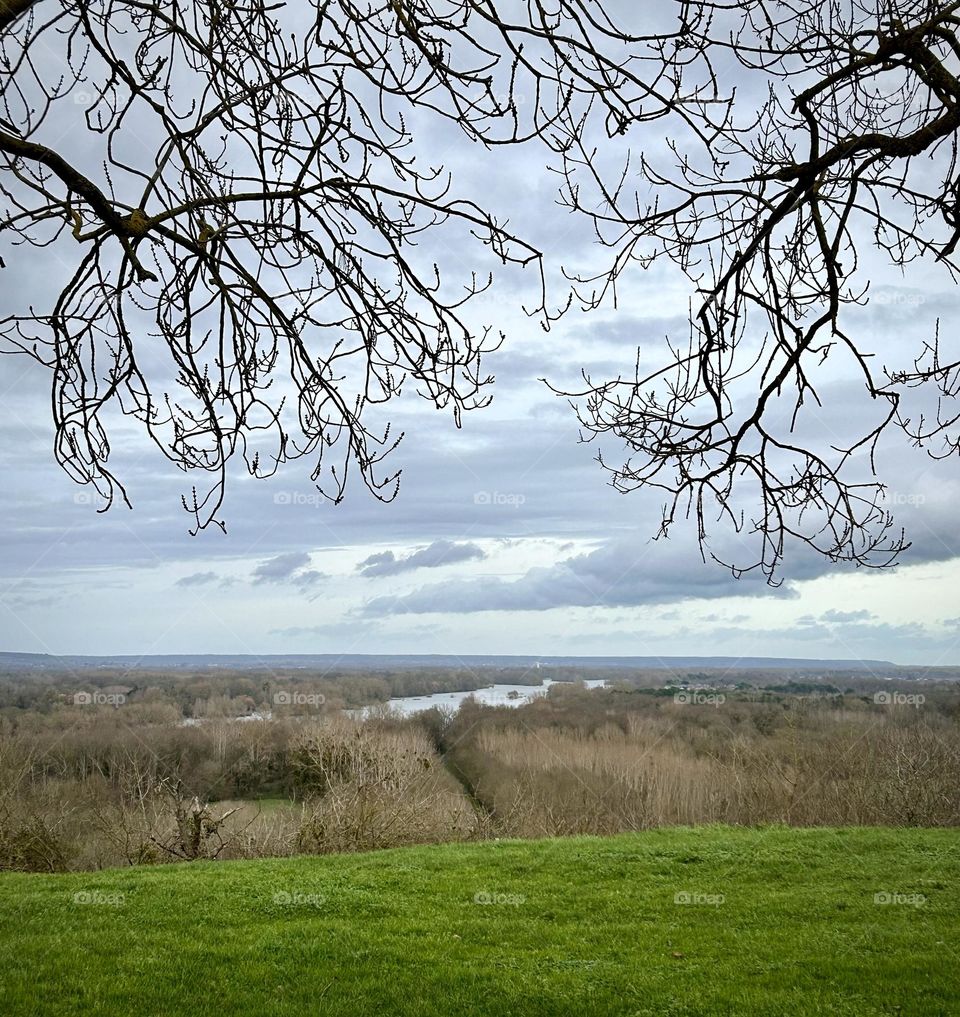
[1,4,958,664]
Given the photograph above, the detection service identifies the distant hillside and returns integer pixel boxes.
[0,650,900,672]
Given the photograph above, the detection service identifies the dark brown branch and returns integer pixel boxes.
[554,1,960,579]
[0,128,157,280]
[0,0,37,34]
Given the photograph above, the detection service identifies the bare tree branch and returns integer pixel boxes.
[1,0,627,530]
[555,0,960,579]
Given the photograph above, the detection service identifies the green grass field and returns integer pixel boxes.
[0,826,957,1016]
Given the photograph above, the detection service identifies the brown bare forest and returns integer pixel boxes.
[1,673,958,872]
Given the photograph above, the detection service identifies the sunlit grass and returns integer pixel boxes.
[1,826,956,1015]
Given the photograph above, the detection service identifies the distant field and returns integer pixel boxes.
[0,826,957,1016]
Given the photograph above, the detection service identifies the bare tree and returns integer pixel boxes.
[557,0,960,579]
[0,0,643,530]
[4,1,959,577]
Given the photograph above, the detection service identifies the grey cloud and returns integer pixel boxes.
[175,571,220,588]
[821,609,876,624]
[357,539,487,578]
[698,611,750,624]
[8,357,955,587]
[360,535,800,616]
[3,43,960,662]
[292,569,327,589]
[3,594,62,610]
[572,312,692,349]
[249,554,326,598]
[357,551,394,573]
[268,618,390,642]
[699,618,960,667]
[252,551,312,584]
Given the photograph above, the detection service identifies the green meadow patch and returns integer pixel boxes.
[0,826,956,1016]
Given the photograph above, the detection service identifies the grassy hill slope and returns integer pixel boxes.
[0,826,957,1016]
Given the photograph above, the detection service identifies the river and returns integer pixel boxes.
[347,677,607,718]
[179,677,607,726]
